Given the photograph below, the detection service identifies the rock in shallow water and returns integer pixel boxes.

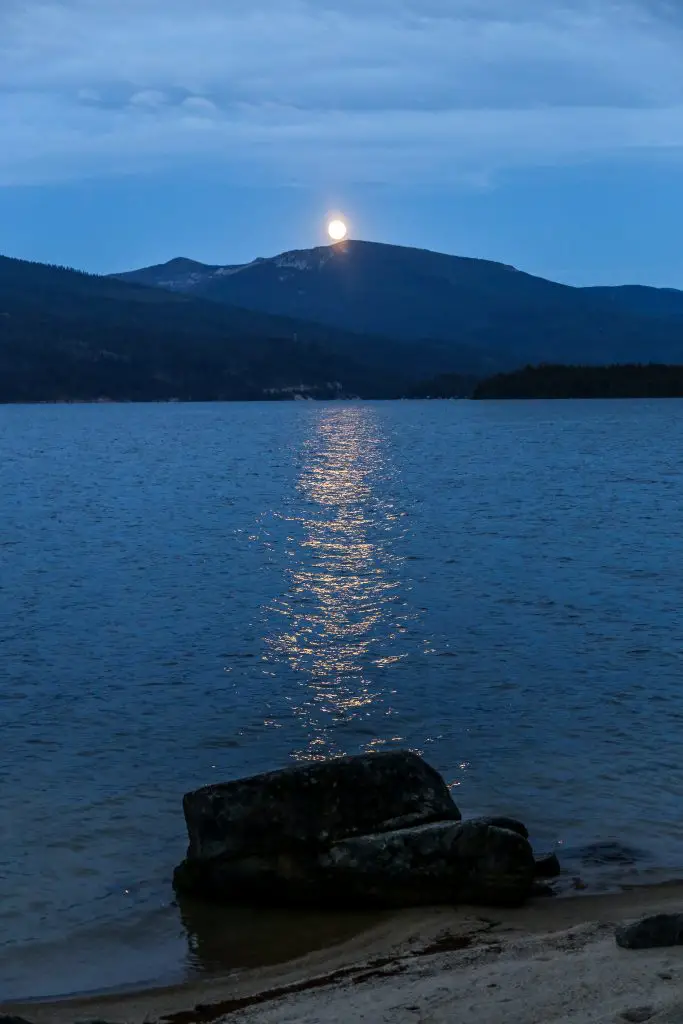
[175,751,461,905]
[616,914,683,949]
[174,752,536,908]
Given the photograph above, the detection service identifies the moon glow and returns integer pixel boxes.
[328,219,348,241]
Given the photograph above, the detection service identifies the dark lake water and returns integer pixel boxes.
[3,399,683,1000]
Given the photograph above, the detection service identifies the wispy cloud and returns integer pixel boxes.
[1,0,683,185]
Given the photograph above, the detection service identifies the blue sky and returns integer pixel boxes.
[2,0,683,285]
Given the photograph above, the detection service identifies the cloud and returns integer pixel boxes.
[180,96,218,114]
[129,89,168,108]
[1,0,683,185]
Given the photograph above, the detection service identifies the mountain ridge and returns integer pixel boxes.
[3,240,683,404]
[113,239,683,367]
[116,240,683,295]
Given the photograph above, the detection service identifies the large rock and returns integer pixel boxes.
[174,751,460,902]
[319,820,536,907]
[173,751,537,909]
[180,750,459,860]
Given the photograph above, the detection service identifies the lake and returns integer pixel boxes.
[3,398,683,1000]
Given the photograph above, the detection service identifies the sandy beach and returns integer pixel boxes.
[6,884,683,1024]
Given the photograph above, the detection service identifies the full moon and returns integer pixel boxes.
[328,219,348,241]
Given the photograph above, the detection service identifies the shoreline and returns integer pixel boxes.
[7,881,683,1024]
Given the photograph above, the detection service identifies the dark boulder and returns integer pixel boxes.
[174,751,460,902]
[180,750,459,860]
[616,914,683,950]
[173,752,538,909]
[319,820,536,908]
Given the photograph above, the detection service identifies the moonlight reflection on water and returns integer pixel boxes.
[265,406,414,761]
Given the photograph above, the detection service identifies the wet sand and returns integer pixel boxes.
[6,882,683,1024]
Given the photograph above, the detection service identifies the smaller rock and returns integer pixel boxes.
[616,914,683,950]
[320,819,536,907]
[534,852,561,879]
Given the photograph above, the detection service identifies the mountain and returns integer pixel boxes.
[115,240,683,367]
[6,242,683,404]
[0,255,415,402]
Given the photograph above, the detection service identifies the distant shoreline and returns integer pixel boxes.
[7,391,683,406]
[6,362,683,403]
[473,363,683,400]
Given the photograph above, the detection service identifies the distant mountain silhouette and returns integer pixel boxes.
[5,241,683,404]
[0,255,416,402]
[115,239,683,367]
